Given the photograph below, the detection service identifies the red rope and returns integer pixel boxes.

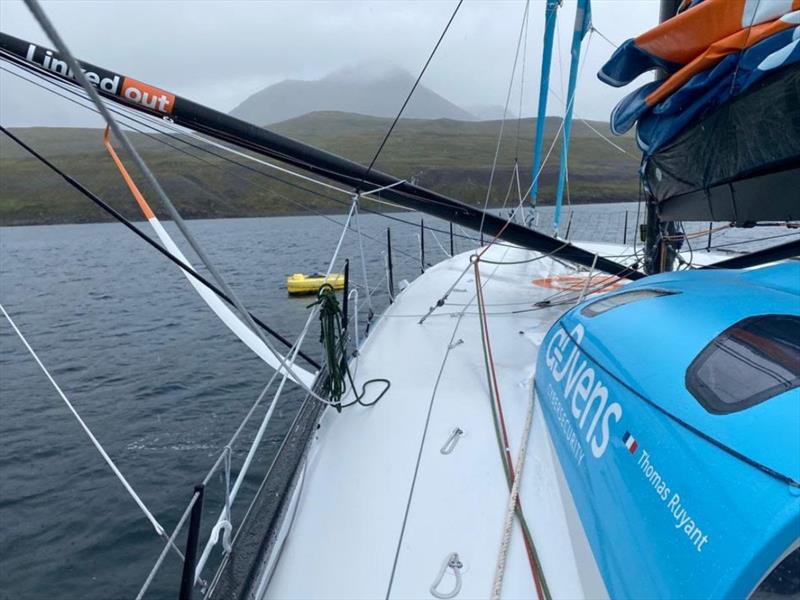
[474,260,545,599]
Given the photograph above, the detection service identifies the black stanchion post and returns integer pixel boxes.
[449,222,454,256]
[387,228,395,303]
[623,210,629,245]
[342,258,349,333]
[420,219,425,273]
[178,484,205,600]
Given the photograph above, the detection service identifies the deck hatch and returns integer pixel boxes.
[580,288,677,317]
[686,314,800,415]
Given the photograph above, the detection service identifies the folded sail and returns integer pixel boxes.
[598,0,800,223]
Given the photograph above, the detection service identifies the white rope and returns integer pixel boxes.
[359,179,408,197]
[181,129,353,197]
[430,228,453,258]
[478,0,531,237]
[491,377,536,600]
[354,201,375,315]
[579,118,631,155]
[0,303,176,547]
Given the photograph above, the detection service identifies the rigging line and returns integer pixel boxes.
[543,74,638,162]
[361,0,464,186]
[200,372,282,490]
[354,202,376,314]
[480,25,597,256]
[578,118,633,156]
[709,231,800,251]
[0,126,320,370]
[0,303,184,557]
[589,25,619,49]
[181,128,352,197]
[513,0,532,161]
[23,0,314,395]
[479,0,531,237]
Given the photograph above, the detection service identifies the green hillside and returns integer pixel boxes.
[0,112,641,226]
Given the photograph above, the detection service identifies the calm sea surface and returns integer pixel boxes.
[0,205,794,599]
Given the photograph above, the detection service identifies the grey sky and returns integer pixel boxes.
[0,0,658,128]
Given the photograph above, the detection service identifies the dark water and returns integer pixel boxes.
[0,206,793,599]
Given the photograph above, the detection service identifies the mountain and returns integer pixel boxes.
[229,65,476,124]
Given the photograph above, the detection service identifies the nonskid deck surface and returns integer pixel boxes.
[264,242,715,599]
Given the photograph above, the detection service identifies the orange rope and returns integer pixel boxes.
[102,126,156,220]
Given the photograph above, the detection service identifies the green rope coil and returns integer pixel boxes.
[308,284,390,412]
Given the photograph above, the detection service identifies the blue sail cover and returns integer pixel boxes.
[535,262,800,597]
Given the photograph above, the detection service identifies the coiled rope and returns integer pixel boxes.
[308,284,390,412]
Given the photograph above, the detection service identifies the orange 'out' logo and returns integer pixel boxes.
[120,77,175,114]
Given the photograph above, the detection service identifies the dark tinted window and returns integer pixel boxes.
[686,315,800,414]
[751,545,800,599]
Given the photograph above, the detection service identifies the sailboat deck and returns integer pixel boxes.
[264,242,645,599]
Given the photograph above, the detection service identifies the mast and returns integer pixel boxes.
[529,0,560,220]
[643,0,682,274]
[552,0,591,236]
[0,31,644,281]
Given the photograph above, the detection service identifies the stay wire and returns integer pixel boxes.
[479,0,531,237]
[360,0,464,186]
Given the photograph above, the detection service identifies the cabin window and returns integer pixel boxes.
[580,288,677,317]
[686,315,800,414]
[751,545,800,599]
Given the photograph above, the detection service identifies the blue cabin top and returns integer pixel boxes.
[535,261,800,599]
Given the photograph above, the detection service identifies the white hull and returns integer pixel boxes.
[262,242,722,599]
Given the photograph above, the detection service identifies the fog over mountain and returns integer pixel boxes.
[230,64,477,124]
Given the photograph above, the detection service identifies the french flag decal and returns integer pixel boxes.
[623,431,638,454]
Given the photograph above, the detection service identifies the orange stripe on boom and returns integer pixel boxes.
[102,126,156,220]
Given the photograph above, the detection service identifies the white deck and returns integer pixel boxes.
[263,242,705,599]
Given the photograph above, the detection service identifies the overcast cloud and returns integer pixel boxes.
[0,0,658,128]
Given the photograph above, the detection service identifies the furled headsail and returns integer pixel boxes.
[600,0,800,223]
